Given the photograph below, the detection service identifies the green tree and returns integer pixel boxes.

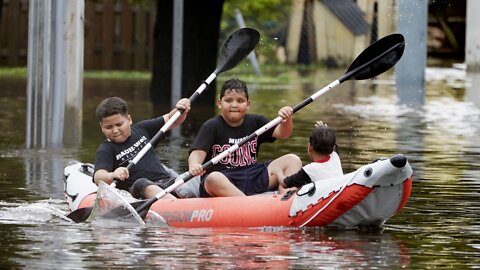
[222,0,291,63]
[222,0,291,25]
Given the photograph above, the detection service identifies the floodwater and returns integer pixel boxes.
[1,67,480,269]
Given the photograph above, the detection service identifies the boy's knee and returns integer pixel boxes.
[286,153,302,166]
[131,178,154,199]
[205,172,219,182]
[204,172,227,186]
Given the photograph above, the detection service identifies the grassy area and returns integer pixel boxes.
[0,67,152,80]
[0,67,27,77]
[84,70,151,80]
[0,64,325,84]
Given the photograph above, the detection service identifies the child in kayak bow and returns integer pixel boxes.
[271,121,343,188]
[93,96,192,200]
[188,78,302,197]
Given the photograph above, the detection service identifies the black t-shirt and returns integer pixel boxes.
[190,114,276,173]
[94,117,170,191]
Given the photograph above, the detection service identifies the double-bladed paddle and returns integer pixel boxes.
[67,27,260,223]
[132,33,406,219]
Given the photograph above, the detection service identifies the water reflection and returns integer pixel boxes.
[23,148,75,198]
[2,224,410,269]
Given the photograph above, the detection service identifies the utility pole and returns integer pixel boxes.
[466,0,480,72]
[26,0,84,148]
[395,0,427,107]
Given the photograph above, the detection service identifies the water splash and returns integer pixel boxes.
[0,199,72,224]
[334,94,480,138]
[423,98,480,136]
[425,67,469,89]
[333,96,414,120]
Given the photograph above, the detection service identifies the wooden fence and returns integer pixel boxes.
[0,0,29,68]
[0,0,156,70]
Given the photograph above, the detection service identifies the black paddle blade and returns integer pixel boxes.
[67,207,93,223]
[343,33,405,82]
[215,28,260,74]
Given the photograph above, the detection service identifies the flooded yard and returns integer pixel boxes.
[1,67,480,268]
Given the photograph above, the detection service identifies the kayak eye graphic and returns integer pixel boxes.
[363,167,373,177]
[63,177,79,201]
[65,191,79,202]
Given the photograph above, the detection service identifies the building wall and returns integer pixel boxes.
[287,0,372,67]
[313,1,356,67]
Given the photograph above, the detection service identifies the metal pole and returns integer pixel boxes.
[41,0,52,148]
[26,0,84,148]
[234,9,261,76]
[51,0,66,145]
[167,0,184,168]
[26,0,37,148]
[28,0,45,147]
[466,0,480,72]
[63,0,84,146]
[171,0,183,107]
[395,0,427,107]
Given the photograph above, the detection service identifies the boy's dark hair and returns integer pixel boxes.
[309,126,336,155]
[220,78,249,99]
[95,97,129,121]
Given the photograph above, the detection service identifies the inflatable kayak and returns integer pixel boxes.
[64,154,412,228]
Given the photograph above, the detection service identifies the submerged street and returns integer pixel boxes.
[1,67,480,268]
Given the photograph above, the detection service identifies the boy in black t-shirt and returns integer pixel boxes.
[188,78,302,197]
[93,96,190,199]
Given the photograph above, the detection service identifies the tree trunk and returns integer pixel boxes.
[149,0,224,132]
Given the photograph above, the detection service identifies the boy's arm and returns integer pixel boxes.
[93,167,129,186]
[94,148,129,186]
[272,167,312,188]
[188,149,207,176]
[272,106,293,139]
[162,98,191,130]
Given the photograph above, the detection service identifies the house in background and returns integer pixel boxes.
[285,0,468,67]
[287,0,369,67]
[286,0,397,67]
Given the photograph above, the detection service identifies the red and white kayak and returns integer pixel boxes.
[64,154,412,228]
